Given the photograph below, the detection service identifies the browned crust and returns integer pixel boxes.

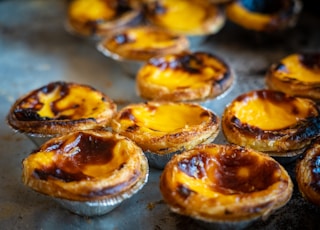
[221,89,320,157]
[160,144,293,222]
[136,51,234,102]
[7,81,117,137]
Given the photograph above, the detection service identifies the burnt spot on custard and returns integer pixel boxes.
[33,132,117,182]
[311,153,320,193]
[147,1,167,15]
[119,108,136,121]
[177,146,281,195]
[113,33,135,44]
[177,184,194,199]
[299,53,320,70]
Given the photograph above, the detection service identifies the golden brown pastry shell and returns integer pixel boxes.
[7,81,117,137]
[296,138,320,206]
[160,143,293,223]
[22,130,149,202]
[97,26,189,62]
[266,53,320,101]
[225,0,302,32]
[111,101,220,155]
[221,89,320,157]
[136,51,234,102]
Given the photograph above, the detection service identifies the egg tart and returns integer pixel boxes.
[111,101,220,168]
[7,81,116,145]
[66,0,143,38]
[136,51,234,102]
[97,25,189,62]
[22,130,149,216]
[222,89,320,160]
[296,137,320,206]
[144,0,225,36]
[225,0,302,32]
[160,143,293,225]
[266,53,320,101]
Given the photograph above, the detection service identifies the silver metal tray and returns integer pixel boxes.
[0,1,319,229]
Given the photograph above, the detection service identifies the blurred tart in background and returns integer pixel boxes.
[111,101,220,168]
[66,0,143,37]
[136,51,234,102]
[97,25,189,62]
[160,143,293,225]
[225,0,302,32]
[222,89,320,160]
[266,53,320,101]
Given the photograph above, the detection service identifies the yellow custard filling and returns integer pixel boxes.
[226,2,271,31]
[154,0,207,32]
[123,28,179,49]
[20,85,109,119]
[277,54,320,83]
[69,0,115,22]
[122,104,210,133]
[233,95,311,130]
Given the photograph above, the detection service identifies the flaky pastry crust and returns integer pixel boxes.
[222,89,320,157]
[144,0,225,35]
[160,144,293,222]
[111,101,220,155]
[225,0,302,32]
[97,26,189,61]
[7,81,117,136]
[136,51,234,102]
[266,53,320,101]
[296,138,320,206]
[22,130,148,202]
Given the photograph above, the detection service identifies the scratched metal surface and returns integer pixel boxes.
[0,1,320,229]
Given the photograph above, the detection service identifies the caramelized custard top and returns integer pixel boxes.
[13,81,113,121]
[28,132,130,182]
[141,52,230,90]
[231,90,318,130]
[116,102,216,133]
[174,145,282,197]
[106,26,182,50]
[273,53,320,83]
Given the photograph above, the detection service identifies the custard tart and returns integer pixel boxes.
[66,0,143,38]
[266,53,320,101]
[7,81,116,139]
[136,51,234,102]
[22,130,149,216]
[97,25,189,62]
[296,137,320,206]
[160,143,293,224]
[222,89,320,159]
[111,101,220,168]
[144,0,225,36]
[225,0,302,32]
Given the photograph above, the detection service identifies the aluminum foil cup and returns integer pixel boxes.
[144,150,182,169]
[52,160,149,217]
